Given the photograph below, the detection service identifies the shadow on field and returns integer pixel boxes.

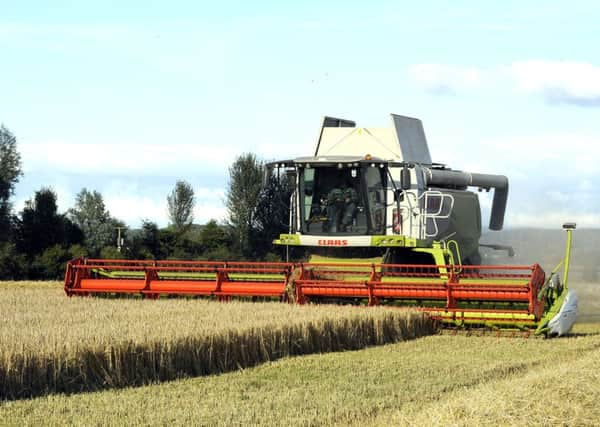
[566,332,600,338]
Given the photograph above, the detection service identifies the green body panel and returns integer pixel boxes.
[412,243,451,266]
[435,189,481,263]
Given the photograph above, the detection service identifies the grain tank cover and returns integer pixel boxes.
[390,114,431,164]
[314,114,432,164]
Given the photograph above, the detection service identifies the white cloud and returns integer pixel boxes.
[17,130,600,229]
[545,191,570,204]
[104,193,169,226]
[20,140,240,177]
[103,184,226,227]
[14,175,228,228]
[476,133,600,176]
[14,182,74,214]
[443,131,600,230]
[16,134,305,228]
[410,60,600,106]
[510,60,600,105]
[20,137,307,178]
[193,202,228,225]
[408,64,486,94]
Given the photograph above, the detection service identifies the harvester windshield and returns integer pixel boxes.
[299,163,386,235]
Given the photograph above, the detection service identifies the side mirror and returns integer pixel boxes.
[401,165,411,190]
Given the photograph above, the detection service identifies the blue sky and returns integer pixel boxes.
[1,1,600,228]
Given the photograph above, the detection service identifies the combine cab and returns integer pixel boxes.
[64,114,578,336]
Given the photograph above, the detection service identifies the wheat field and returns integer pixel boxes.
[0,281,434,400]
[1,323,598,426]
[2,281,598,426]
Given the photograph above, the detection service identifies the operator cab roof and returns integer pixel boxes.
[267,155,389,169]
[294,155,385,164]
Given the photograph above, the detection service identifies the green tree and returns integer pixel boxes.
[32,244,72,280]
[99,245,122,260]
[167,180,195,233]
[67,244,89,259]
[140,219,161,258]
[0,125,22,242]
[200,219,228,251]
[199,219,231,259]
[251,171,292,259]
[17,187,83,256]
[127,219,165,259]
[68,188,119,256]
[225,153,263,258]
[0,243,27,279]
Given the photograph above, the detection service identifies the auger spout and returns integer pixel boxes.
[424,169,508,230]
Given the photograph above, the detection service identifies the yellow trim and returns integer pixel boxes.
[371,236,411,247]
[273,234,301,245]
[563,227,573,289]
[436,311,536,321]
[446,240,462,270]
[274,234,424,248]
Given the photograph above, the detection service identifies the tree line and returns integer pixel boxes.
[0,125,293,280]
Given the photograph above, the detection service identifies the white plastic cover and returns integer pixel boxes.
[548,290,578,336]
[314,114,432,163]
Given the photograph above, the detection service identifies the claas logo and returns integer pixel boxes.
[317,239,348,246]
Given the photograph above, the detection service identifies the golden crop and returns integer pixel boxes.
[2,323,598,426]
[0,281,434,400]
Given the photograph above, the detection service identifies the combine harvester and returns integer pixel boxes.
[65,114,578,336]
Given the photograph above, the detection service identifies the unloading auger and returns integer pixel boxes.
[64,114,578,336]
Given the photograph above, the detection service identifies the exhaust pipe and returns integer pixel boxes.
[424,168,508,230]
